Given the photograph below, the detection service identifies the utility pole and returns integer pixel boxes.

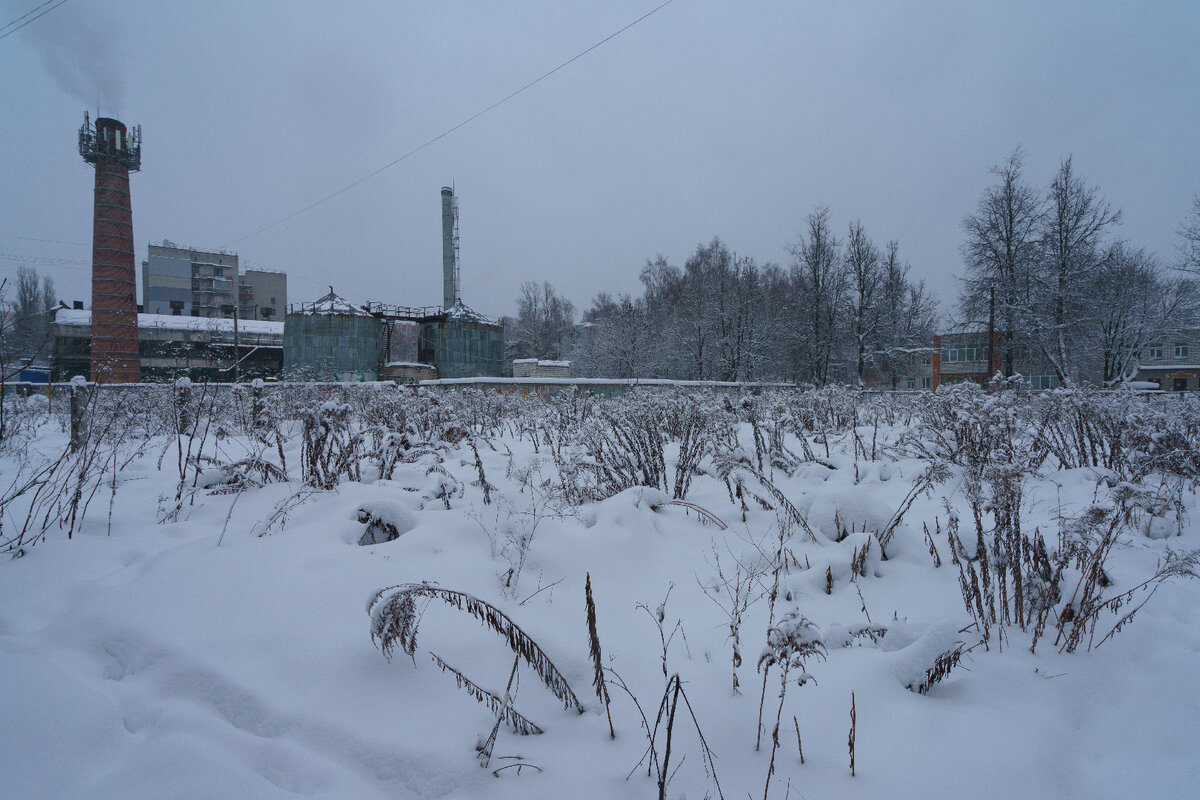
[222,303,240,383]
[987,286,995,386]
[233,304,240,384]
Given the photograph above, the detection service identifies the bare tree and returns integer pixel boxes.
[1031,156,1122,383]
[1089,242,1200,386]
[874,241,938,388]
[572,292,661,378]
[1179,194,1200,273]
[4,267,56,370]
[787,207,845,385]
[843,221,883,386]
[960,147,1044,377]
[512,281,576,361]
[640,254,689,379]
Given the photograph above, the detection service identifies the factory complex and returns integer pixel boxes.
[55,113,504,384]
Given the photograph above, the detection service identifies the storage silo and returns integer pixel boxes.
[418,308,505,379]
[283,290,383,381]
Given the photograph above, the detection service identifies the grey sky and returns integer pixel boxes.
[2,0,1198,321]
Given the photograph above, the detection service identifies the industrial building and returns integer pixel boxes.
[513,358,571,378]
[51,308,283,382]
[283,187,505,382]
[283,291,383,381]
[142,242,286,321]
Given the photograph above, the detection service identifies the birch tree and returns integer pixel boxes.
[1032,156,1121,383]
[787,207,844,384]
[960,148,1043,377]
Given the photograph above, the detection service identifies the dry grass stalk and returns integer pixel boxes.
[916,644,965,694]
[923,520,942,567]
[875,462,948,553]
[668,499,728,530]
[652,674,725,800]
[468,438,494,505]
[793,715,804,764]
[850,537,872,579]
[368,582,585,713]
[848,691,856,777]
[477,654,521,768]
[715,456,819,542]
[585,573,615,738]
[429,651,543,735]
[759,613,825,800]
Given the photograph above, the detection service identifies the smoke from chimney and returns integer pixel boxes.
[24,6,125,108]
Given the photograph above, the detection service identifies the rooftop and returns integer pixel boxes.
[54,309,283,336]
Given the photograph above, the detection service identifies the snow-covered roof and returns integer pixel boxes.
[291,291,371,317]
[54,309,283,335]
[443,300,496,324]
[538,360,571,368]
[384,361,434,369]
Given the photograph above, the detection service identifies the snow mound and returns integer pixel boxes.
[356,499,418,545]
[580,485,671,529]
[807,485,895,542]
[886,621,962,692]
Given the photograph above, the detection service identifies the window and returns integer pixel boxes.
[1149,344,1163,360]
[922,376,932,389]
[907,378,915,389]
[1029,375,1058,391]
[945,345,985,363]
[1175,343,1189,359]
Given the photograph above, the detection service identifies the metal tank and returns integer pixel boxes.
[283,291,383,381]
[419,309,505,379]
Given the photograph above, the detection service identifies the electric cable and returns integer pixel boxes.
[224,0,677,246]
[0,0,71,42]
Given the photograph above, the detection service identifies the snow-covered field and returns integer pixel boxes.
[2,383,1198,799]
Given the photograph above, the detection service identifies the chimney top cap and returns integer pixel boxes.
[95,117,127,133]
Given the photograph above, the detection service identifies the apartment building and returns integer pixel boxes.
[142,241,286,321]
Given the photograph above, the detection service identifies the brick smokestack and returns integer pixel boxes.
[79,113,142,383]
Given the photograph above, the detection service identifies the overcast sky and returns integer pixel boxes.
[2,0,1198,321]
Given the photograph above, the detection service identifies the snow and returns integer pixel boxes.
[1,387,1198,799]
[290,291,372,317]
[54,308,284,336]
[422,376,793,388]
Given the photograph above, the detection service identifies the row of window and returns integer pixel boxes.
[935,374,1060,390]
[943,343,1193,362]
[1147,344,1189,360]
[944,346,986,363]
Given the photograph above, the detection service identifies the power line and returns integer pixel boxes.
[225,0,677,247]
[0,0,56,33]
[0,233,89,248]
[0,0,71,43]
